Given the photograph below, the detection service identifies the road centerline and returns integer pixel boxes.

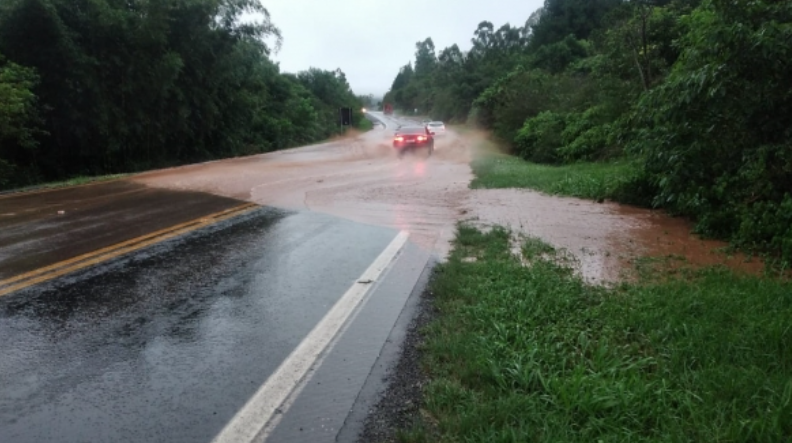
[210,230,410,443]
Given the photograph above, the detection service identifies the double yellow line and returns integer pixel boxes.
[0,202,259,298]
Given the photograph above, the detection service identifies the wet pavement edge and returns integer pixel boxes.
[261,242,434,442]
[336,254,438,443]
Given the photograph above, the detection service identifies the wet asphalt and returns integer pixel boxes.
[0,207,407,443]
[0,181,243,280]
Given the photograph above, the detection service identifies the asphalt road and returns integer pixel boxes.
[0,181,243,280]
[0,114,434,443]
[0,205,430,442]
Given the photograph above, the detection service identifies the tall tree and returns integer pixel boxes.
[414,38,437,78]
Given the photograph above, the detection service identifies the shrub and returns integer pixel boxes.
[514,111,568,164]
[558,107,611,162]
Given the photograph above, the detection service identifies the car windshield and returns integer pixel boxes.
[428,122,444,127]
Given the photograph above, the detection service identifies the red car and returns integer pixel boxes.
[393,126,434,158]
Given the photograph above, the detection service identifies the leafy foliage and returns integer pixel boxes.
[630,0,792,259]
[0,52,41,186]
[514,111,567,164]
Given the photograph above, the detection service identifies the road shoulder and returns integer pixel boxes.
[350,272,437,443]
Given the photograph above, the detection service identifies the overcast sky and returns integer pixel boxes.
[260,0,544,97]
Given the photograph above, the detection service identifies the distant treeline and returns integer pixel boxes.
[385,0,792,263]
[0,0,366,189]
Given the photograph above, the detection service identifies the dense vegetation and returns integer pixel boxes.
[0,0,366,189]
[384,0,792,263]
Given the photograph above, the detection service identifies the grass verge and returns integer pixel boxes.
[359,117,375,131]
[403,225,792,442]
[471,151,641,202]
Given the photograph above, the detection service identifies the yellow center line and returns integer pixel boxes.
[0,202,259,298]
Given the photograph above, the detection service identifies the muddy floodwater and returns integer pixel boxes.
[135,119,761,284]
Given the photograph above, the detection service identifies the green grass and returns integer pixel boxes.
[51,174,129,187]
[471,151,639,201]
[404,225,792,443]
[358,117,374,131]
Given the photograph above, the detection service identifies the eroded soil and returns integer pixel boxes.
[135,117,762,284]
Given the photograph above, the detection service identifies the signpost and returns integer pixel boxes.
[339,107,352,126]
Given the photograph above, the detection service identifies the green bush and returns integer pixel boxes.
[558,107,612,162]
[608,166,658,207]
[514,111,568,164]
[562,125,610,161]
[514,106,623,165]
[0,2,367,190]
[735,194,792,264]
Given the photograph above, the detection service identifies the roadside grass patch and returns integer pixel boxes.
[54,174,129,187]
[358,117,374,131]
[406,225,792,442]
[470,152,639,202]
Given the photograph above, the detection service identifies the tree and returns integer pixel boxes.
[0,53,41,186]
[0,54,39,149]
[631,0,792,258]
[296,67,363,137]
[414,38,437,78]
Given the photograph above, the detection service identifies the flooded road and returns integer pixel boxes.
[134,121,473,263]
[0,112,759,443]
[137,112,759,283]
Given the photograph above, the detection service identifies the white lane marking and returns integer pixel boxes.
[210,230,410,443]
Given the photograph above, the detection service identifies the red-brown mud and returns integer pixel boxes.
[135,122,762,284]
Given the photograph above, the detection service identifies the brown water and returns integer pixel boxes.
[134,120,763,284]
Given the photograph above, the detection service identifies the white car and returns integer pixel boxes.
[426,121,446,136]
